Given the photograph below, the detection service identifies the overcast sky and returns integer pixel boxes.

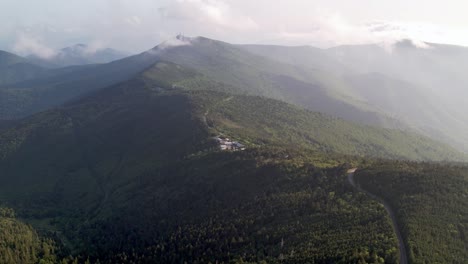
[1,0,468,56]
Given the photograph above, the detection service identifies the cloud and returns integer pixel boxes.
[11,32,112,59]
[159,35,192,49]
[259,13,442,51]
[125,16,142,26]
[158,0,259,32]
[257,13,375,47]
[157,1,468,49]
[363,21,444,50]
[82,40,108,55]
[12,33,57,59]
[5,0,468,55]
[145,35,192,55]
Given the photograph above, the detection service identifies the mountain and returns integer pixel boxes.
[343,72,461,143]
[153,36,391,126]
[0,56,465,262]
[327,40,468,93]
[27,44,130,67]
[327,41,468,150]
[0,50,46,86]
[241,40,468,152]
[4,35,468,154]
[0,47,159,120]
[5,37,468,153]
[241,44,351,75]
[0,36,397,133]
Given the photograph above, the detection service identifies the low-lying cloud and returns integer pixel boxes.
[13,33,57,59]
[145,35,192,56]
[158,0,258,32]
[4,0,468,55]
[156,1,446,50]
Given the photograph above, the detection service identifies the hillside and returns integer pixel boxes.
[192,91,463,161]
[154,37,399,128]
[1,37,468,263]
[0,49,158,119]
[241,41,468,152]
[0,81,365,262]
[342,73,463,143]
[240,44,351,76]
[0,61,465,262]
[0,36,395,133]
[354,162,468,263]
[327,41,468,150]
[0,206,65,263]
[138,61,464,161]
[0,50,46,85]
[4,36,468,154]
[2,68,462,206]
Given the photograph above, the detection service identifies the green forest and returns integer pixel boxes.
[355,161,468,263]
[9,149,404,263]
[0,206,63,263]
[0,82,407,263]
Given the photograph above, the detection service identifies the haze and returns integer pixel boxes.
[2,0,468,56]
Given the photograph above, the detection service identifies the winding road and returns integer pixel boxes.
[347,169,408,264]
[201,96,233,127]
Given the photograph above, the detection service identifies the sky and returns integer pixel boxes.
[1,0,468,57]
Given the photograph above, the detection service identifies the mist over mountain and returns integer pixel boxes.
[3,36,468,152]
[242,39,468,152]
[0,36,381,122]
[26,44,130,67]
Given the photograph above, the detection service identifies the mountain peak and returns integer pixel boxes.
[393,39,432,50]
[60,44,88,54]
[148,35,195,53]
[148,35,240,55]
[176,34,193,42]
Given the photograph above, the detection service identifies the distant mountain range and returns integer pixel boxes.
[27,44,130,67]
[0,44,129,87]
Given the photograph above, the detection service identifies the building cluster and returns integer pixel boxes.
[215,136,245,151]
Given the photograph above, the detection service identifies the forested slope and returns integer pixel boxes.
[0,83,403,262]
[0,56,466,263]
[191,91,464,161]
[355,162,468,263]
[0,51,46,86]
[1,72,456,262]
[0,207,64,264]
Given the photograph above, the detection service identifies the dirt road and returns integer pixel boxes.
[347,170,408,264]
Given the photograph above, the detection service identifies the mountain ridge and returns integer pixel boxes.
[2,35,468,154]
[0,50,46,86]
[26,44,129,68]
[0,36,395,130]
